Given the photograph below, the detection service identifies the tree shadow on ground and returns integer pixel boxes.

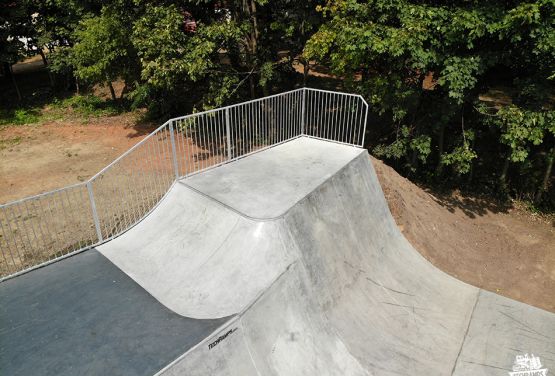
[124,111,159,139]
[424,187,512,219]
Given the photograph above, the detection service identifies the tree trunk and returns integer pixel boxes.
[242,0,259,99]
[435,122,445,177]
[303,61,309,87]
[39,49,55,87]
[39,49,48,66]
[534,147,554,204]
[499,157,510,190]
[410,149,418,174]
[107,81,116,101]
[75,76,80,94]
[261,83,269,97]
[466,135,476,185]
[120,82,128,99]
[249,76,256,98]
[9,64,22,101]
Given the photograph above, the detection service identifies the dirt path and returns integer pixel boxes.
[374,157,555,313]
[0,115,154,204]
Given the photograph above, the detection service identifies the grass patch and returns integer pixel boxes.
[0,109,41,126]
[51,94,122,117]
[0,94,127,129]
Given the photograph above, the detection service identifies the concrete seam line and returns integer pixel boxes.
[179,182,259,221]
[450,288,481,376]
[152,262,298,376]
[240,316,263,376]
[195,217,241,272]
[152,314,241,376]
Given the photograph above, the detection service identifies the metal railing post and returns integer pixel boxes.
[362,101,369,147]
[87,182,103,242]
[301,88,306,135]
[225,108,232,160]
[168,121,179,179]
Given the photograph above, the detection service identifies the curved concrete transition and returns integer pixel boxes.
[96,137,555,375]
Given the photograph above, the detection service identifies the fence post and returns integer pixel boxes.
[301,88,306,135]
[361,100,369,147]
[225,108,232,160]
[168,120,179,179]
[87,182,103,242]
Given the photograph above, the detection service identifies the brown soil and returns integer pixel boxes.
[373,157,555,313]
[0,114,155,204]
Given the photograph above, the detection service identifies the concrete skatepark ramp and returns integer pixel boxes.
[105,137,554,376]
[1,90,554,375]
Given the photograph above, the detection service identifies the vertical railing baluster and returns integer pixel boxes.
[225,107,232,160]
[169,121,179,179]
[301,88,306,135]
[362,97,369,147]
[87,182,103,243]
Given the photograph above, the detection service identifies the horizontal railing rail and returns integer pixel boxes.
[0,88,368,279]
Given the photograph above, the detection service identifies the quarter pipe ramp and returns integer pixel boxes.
[101,137,555,375]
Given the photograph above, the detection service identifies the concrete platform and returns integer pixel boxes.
[184,137,363,219]
[3,136,555,375]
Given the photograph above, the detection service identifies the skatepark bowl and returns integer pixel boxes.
[1,88,554,375]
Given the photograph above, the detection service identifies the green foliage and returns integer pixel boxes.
[437,57,483,105]
[3,0,555,209]
[410,135,432,163]
[0,1,29,64]
[0,92,122,129]
[258,62,276,89]
[132,5,190,89]
[306,0,555,206]
[201,75,241,110]
[52,95,121,117]
[72,10,133,86]
[373,125,410,160]
[129,4,248,115]
[0,109,40,126]
[441,144,477,175]
[480,104,554,163]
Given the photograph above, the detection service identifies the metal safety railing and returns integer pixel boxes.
[0,88,368,279]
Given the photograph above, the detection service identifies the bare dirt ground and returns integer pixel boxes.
[373,157,555,313]
[0,114,154,204]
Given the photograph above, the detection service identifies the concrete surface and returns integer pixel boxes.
[4,136,555,375]
[151,137,555,375]
[184,137,363,219]
[98,184,297,319]
[452,290,555,375]
[0,249,226,376]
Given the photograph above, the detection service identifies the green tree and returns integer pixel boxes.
[305,0,555,206]
[71,8,136,100]
[0,0,33,100]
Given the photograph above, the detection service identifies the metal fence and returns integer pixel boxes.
[0,88,367,279]
[304,89,368,146]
